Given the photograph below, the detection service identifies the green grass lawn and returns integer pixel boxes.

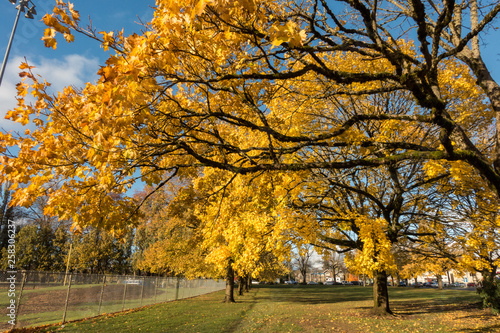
[1,286,213,330]
[16,285,500,333]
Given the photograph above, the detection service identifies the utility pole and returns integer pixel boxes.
[0,0,37,87]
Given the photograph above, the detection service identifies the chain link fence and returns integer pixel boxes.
[0,271,225,331]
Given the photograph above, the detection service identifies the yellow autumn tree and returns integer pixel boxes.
[133,180,215,278]
[134,169,296,302]
[2,0,500,314]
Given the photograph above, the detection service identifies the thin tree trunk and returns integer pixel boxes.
[437,275,444,290]
[245,274,250,292]
[224,261,235,303]
[372,270,392,315]
[238,276,244,296]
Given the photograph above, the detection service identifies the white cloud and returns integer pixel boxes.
[0,54,100,132]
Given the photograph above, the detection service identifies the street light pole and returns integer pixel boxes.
[0,0,37,87]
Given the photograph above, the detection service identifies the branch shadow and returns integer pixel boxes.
[389,299,482,316]
[252,285,372,304]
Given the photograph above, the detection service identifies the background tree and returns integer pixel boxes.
[321,248,345,284]
[0,181,26,251]
[68,227,133,274]
[0,223,68,271]
[295,244,314,284]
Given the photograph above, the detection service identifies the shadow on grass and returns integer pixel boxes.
[457,324,500,332]
[253,285,372,304]
[388,299,482,315]
[224,294,259,332]
[273,285,484,319]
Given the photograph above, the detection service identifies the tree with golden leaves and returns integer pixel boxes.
[134,170,293,302]
[1,0,500,314]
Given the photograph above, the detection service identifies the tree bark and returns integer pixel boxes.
[224,261,235,303]
[245,274,251,292]
[437,275,444,290]
[372,270,392,315]
[478,267,499,312]
[238,276,245,296]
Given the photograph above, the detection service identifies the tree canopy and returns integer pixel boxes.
[1,0,500,313]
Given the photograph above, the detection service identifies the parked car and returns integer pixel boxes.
[124,279,142,285]
[341,281,352,285]
[467,282,476,287]
[307,281,319,285]
[285,280,297,285]
[324,280,336,285]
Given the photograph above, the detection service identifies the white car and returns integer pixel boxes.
[124,279,141,285]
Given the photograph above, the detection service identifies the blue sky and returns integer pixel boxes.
[0,0,154,132]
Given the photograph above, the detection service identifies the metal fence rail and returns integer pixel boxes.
[0,271,225,331]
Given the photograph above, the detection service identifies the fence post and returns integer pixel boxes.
[121,278,128,311]
[62,273,73,323]
[166,277,169,302]
[98,275,106,315]
[13,272,26,329]
[175,277,180,300]
[154,276,158,304]
[140,276,145,307]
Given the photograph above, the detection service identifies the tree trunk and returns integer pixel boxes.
[245,274,251,292]
[414,275,419,288]
[372,270,392,315]
[478,267,500,312]
[238,276,244,296]
[437,275,444,290]
[224,261,235,303]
